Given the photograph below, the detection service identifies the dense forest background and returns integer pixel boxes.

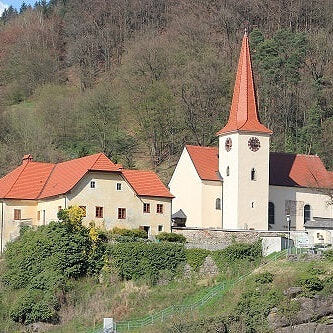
[0,0,332,181]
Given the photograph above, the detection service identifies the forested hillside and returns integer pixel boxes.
[0,0,332,181]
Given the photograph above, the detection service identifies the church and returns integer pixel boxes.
[169,32,333,235]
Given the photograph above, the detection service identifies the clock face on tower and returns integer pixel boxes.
[225,138,232,152]
[248,137,261,152]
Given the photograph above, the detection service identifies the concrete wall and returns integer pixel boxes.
[169,148,203,227]
[269,185,333,231]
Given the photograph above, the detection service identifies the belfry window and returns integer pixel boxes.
[304,204,311,223]
[226,166,230,176]
[216,198,221,210]
[268,202,275,224]
[251,168,257,181]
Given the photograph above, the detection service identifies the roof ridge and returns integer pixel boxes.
[89,153,104,170]
[4,162,29,198]
[36,164,57,199]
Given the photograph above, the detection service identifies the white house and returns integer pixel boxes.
[169,32,333,237]
[0,153,173,251]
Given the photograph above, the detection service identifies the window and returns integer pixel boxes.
[118,208,126,219]
[304,204,311,223]
[37,211,41,221]
[14,209,21,220]
[251,202,255,208]
[216,198,221,210]
[116,183,122,191]
[251,168,257,181]
[90,181,96,189]
[226,166,230,176]
[96,206,103,218]
[268,202,275,224]
[143,203,150,213]
[58,206,62,211]
[158,225,163,232]
[79,206,86,217]
[157,204,163,214]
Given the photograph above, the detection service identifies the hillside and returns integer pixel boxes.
[1,208,333,333]
[0,0,332,182]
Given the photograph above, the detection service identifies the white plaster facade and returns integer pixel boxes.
[169,148,222,228]
[1,170,171,251]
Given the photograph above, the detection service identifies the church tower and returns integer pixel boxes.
[217,31,272,230]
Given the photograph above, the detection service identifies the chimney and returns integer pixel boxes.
[22,154,33,165]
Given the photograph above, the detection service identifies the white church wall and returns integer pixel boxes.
[169,147,203,227]
[269,185,333,231]
[238,133,270,230]
[219,133,239,229]
[201,180,223,228]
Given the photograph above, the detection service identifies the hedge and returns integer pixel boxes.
[107,242,186,284]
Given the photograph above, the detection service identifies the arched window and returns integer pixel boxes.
[216,198,221,210]
[251,168,257,181]
[226,166,230,176]
[268,202,275,224]
[304,204,311,223]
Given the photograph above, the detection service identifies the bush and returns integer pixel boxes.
[254,272,274,284]
[3,221,93,289]
[298,276,324,294]
[323,250,333,261]
[110,227,148,241]
[107,242,186,284]
[156,232,186,243]
[185,249,211,271]
[10,290,59,324]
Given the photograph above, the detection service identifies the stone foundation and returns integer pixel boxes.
[172,227,289,251]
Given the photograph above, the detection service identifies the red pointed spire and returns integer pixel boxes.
[217,32,272,135]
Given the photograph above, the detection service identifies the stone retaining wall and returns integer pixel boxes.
[172,227,289,251]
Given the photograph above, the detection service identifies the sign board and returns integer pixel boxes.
[103,318,114,333]
[295,233,310,248]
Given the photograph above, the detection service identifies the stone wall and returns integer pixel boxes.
[172,227,289,251]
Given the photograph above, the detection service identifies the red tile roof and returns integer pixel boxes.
[122,169,174,198]
[185,145,220,181]
[270,153,333,189]
[217,32,272,136]
[185,145,332,189]
[0,153,173,199]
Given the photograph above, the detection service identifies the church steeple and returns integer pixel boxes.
[217,31,272,135]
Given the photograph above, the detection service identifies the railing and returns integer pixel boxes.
[88,250,287,333]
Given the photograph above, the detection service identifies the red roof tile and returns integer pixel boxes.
[185,145,220,181]
[217,32,272,136]
[121,169,174,198]
[185,145,332,189]
[0,153,172,199]
[270,153,333,189]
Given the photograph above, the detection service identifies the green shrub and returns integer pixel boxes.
[10,290,59,324]
[233,287,282,332]
[211,241,262,276]
[323,250,333,261]
[254,272,274,284]
[110,227,148,241]
[3,221,93,289]
[156,232,186,243]
[107,242,186,284]
[185,249,211,271]
[298,276,324,293]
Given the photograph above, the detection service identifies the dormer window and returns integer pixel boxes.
[90,181,96,189]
